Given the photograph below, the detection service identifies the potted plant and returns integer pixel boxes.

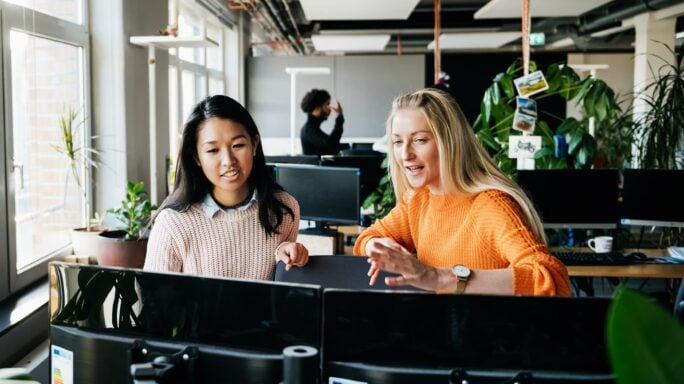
[362,156,395,220]
[472,60,632,177]
[97,181,157,268]
[636,43,684,169]
[53,106,108,258]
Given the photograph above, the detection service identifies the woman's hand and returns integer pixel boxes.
[276,242,310,271]
[366,239,441,290]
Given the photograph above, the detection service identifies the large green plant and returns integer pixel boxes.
[636,44,684,169]
[473,60,631,176]
[107,181,157,241]
[607,286,684,383]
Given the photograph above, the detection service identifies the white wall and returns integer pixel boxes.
[247,55,425,155]
[566,53,634,120]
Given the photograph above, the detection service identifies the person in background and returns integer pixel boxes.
[145,95,309,279]
[354,88,570,296]
[300,88,344,156]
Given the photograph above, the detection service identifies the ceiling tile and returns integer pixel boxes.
[427,32,521,50]
[312,34,391,52]
[299,0,420,20]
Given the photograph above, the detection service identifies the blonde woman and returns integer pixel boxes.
[353,89,570,296]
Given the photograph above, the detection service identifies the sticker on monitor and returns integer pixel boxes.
[509,135,541,159]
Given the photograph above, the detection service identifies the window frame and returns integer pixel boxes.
[1,2,90,301]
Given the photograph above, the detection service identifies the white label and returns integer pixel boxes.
[51,345,74,384]
[329,377,367,384]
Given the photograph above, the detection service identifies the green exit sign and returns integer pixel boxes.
[529,32,546,46]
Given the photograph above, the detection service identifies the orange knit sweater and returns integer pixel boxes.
[354,189,570,296]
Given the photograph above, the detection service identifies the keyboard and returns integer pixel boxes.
[551,251,634,266]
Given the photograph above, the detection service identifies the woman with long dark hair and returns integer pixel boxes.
[145,95,308,279]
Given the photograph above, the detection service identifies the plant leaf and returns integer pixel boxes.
[607,287,684,384]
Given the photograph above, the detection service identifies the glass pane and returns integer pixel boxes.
[206,25,222,70]
[196,75,207,102]
[6,0,83,24]
[178,14,203,65]
[209,77,224,96]
[181,70,196,121]
[168,65,180,192]
[10,31,85,269]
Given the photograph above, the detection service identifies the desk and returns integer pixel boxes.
[555,248,684,278]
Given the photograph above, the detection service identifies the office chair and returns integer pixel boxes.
[675,279,684,323]
[275,255,422,291]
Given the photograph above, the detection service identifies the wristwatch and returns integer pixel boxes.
[451,265,471,294]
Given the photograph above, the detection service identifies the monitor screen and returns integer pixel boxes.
[274,164,360,226]
[320,154,386,203]
[517,169,619,228]
[265,155,320,165]
[49,263,322,383]
[322,290,613,383]
[621,169,684,227]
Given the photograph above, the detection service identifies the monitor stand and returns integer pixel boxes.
[298,222,345,255]
[298,221,339,237]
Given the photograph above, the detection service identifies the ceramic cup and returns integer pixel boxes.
[588,236,613,253]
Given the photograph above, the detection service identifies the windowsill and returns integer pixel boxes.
[0,278,49,366]
[0,278,48,338]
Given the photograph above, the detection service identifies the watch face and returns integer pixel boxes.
[453,265,471,278]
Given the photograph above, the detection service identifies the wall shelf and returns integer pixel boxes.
[129,35,218,49]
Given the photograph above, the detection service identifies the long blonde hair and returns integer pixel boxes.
[386,88,546,242]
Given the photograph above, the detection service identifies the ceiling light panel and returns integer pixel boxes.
[427,32,521,50]
[312,35,391,52]
[299,0,420,20]
[475,0,613,19]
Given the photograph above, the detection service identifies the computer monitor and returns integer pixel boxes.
[265,155,320,165]
[517,169,620,229]
[319,154,386,203]
[274,164,360,233]
[621,169,684,227]
[49,263,322,383]
[322,290,614,384]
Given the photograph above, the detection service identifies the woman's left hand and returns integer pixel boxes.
[276,242,310,271]
[368,242,440,291]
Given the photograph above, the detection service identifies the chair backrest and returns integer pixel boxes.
[675,279,684,323]
[275,255,421,291]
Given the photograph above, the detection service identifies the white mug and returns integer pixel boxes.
[588,236,613,253]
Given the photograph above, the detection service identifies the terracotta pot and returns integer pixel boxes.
[71,226,109,257]
[97,230,148,269]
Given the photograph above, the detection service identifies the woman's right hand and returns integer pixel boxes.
[364,237,410,285]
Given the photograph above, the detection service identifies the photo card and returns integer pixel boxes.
[508,135,541,159]
[513,70,549,97]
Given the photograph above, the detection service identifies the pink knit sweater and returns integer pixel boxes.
[144,192,299,280]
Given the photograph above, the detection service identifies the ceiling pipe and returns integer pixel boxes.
[578,0,680,34]
[230,0,297,54]
[280,0,310,55]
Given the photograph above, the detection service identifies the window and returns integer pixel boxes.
[5,0,84,24]
[1,3,89,301]
[168,0,228,173]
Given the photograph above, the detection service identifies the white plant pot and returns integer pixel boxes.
[71,226,108,257]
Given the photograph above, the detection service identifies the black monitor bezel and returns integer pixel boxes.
[274,163,361,225]
[620,169,684,228]
[517,169,620,229]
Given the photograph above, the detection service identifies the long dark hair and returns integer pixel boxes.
[155,95,293,236]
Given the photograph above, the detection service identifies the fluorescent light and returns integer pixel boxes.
[677,31,684,39]
[312,35,391,52]
[299,0,419,20]
[548,37,575,49]
[427,32,520,50]
[475,0,612,19]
